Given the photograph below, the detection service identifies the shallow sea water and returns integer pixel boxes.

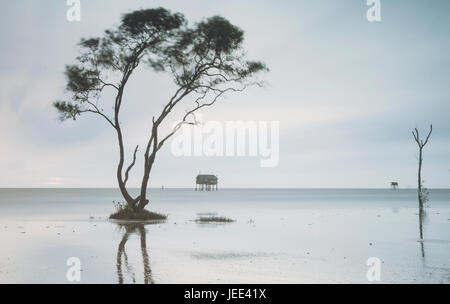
[0,188,449,283]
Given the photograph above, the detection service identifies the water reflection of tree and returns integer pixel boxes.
[116,223,153,284]
[418,208,426,259]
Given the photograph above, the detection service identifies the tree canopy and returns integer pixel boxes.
[54,7,268,210]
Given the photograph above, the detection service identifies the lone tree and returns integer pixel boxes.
[412,124,433,209]
[54,8,267,215]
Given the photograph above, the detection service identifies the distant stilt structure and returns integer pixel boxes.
[390,182,399,190]
[196,174,218,191]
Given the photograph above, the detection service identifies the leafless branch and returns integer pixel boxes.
[422,124,433,147]
[82,100,116,129]
[155,84,249,152]
[413,128,420,146]
[412,125,433,148]
[98,78,120,91]
[124,145,139,186]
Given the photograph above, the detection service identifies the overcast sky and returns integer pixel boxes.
[1,0,449,188]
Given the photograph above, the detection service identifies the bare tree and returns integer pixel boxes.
[412,124,433,209]
[54,8,267,213]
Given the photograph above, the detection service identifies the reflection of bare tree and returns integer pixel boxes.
[138,225,152,284]
[116,223,153,284]
[418,209,426,259]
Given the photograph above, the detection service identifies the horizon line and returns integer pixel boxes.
[1,187,450,190]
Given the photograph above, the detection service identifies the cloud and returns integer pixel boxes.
[0,1,450,188]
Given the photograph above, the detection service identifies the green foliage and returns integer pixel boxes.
[53,8,268,217]
[120,8,185,37]
[164,15,268,89]
[54,8,188,122]
[65,65,100,96]
[195,216,235,223]
[420,180,430,206]
[53,101,82,120]
[112,200,132,213]
[54,7,268,124]
[79,38,100,49]
[196,16,244,54]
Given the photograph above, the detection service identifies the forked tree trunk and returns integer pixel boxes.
[137,127,158,210]
[138,171,151,210]
[136,153,155,210]
[116,128,139,208]
[412,125,432,212]
[417,147,423,210]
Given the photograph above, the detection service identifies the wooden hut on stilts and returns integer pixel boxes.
[196,174,218,191]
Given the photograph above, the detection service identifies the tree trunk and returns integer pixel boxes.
[137,155,154,210]
[116,127,137,207]
[137,125,158,210]
[418,147,423,210]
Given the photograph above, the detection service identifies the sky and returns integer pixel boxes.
[0,0,449,188]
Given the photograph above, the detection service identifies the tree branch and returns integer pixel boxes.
[413,128,420,147]
[422,124,433,147]
[84,100,116,129]
[412,125,433,148]
[155,84,248,152]
[124,145,139,186]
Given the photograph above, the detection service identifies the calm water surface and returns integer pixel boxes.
[0,188,449,283]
